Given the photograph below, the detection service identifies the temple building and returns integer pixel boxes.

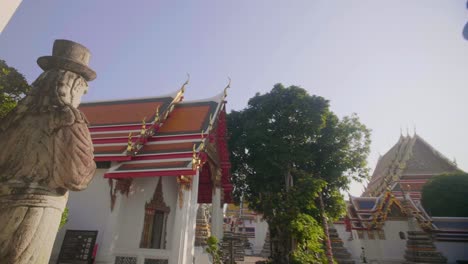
[50,83,233,264]
[334,134,468,264]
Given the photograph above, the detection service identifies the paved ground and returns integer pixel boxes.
[236,256,268,264]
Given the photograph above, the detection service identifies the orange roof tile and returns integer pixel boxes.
[80,97,173,126]
[118,161,190,171]
[158,102,217,135]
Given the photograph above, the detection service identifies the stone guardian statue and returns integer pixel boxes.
[0,39,97,264]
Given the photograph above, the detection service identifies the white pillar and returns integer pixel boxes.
[170,172,200,264]
[100,194,123,262]
[0,0,22,34]
[211,187,223,240]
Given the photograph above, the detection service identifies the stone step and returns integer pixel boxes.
[405,254,447,263]
[405,250,445,258]
[333,248,350,254]
[335,259,355,264]
[406,240,434,246]
[332,241,343,248]
[334,252,352,259]
[408,231,429,236]
[407,235,432,241]
[406,244,437,250]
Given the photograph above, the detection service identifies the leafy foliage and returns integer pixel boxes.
[421,173,468,217]
[290,214,326,264]
[59,207,69,229]
[227,84,371,262]
[0,59,30,118]
[206,236,222,264]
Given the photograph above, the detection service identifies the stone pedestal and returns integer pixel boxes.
[221,231,248,263]
[328,227,355,264]
[404,231,447,263]
[260,231,271,258]
[195,205,210,247]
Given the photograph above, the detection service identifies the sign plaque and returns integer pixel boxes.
[57,230,98,264]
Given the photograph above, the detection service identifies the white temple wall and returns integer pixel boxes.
[50,168,115,263]
[49,170,182,264]
[335,221,409,264]
[335,224,362,261]
[252,217,268,254]
[435,241,468,264]
[239,215,268,254]
[114,176,178,261]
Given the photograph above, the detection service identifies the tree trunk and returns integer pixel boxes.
[319,192,334,264]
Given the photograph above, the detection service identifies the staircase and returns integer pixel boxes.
[328,227,355,264]
[404,231,447,263]
[260,231,271,258]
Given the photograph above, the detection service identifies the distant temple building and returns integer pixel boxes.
[224,203,269,255]
[334,134,468,264]
[50,84,233,264]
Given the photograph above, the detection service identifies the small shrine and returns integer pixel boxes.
[334,134,468,263]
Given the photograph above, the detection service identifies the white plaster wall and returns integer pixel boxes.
[335,224,362,261]
[335,221,409,264]
[241,216,268,255]
[115,176,178,251]
[194,247,211,264]
[49,171,180,264]
[50,169,115,263]
[435,241,468,264]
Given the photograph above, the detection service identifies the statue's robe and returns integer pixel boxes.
[0,106,95,264]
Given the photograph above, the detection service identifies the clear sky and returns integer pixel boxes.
[1,1,468,196]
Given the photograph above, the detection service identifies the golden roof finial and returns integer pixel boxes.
[182,73,190,93]
[141,117,147,135]
[153,106,160,123]
[224,77,231,98]
[127,132,133,152]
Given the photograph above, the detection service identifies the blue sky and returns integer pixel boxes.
[1,1,468,195]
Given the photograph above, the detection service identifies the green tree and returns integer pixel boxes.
[0,59,30,118]
[205,236,222,264]
[421,173,468,217]
[227,84,371,263]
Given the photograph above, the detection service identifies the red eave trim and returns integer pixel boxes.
[94,156,132,162]
[93,138,130,144]
[104,169,196,179]
[148,134,208,142]
[92,133,207,145]
[89,124,141,132]
[132,152,193,161]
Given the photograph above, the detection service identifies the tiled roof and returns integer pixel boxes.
[363,134,459,197]
[79,84,233,203]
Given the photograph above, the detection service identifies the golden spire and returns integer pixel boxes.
[153,106,160,123]
[140,117,147,135]
[126,132,133,152]
[223,77,231,98]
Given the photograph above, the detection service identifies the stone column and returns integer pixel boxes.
[211,187,223,240]
[170,172,200,264]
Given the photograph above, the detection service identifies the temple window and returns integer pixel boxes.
[140,178,170,249]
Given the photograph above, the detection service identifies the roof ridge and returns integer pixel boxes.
[126,81,188,157]
[81,89,182,105]
[412,134,459,170]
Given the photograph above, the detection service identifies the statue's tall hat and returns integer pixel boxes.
[37,39,96,81]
